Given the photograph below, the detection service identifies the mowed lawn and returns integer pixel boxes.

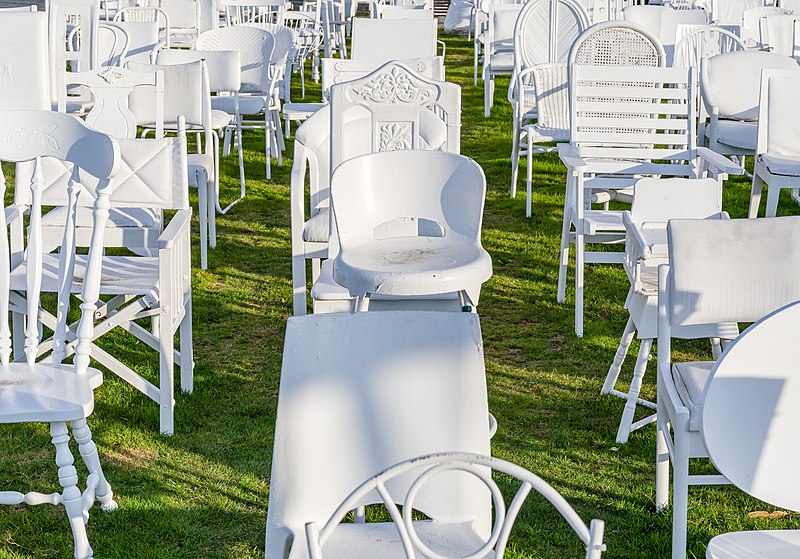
[0,30,798,559]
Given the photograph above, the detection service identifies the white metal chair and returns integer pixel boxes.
[330,151,492,311]
[265,310,493,559]
[703,300,800,559]
[655,216,800,559]
[68,22,130,68]
[750,68,800,217]
[306,452,606,559]
[509,0,590,199]
[623,5,708,64]
[673,25,747,69]
[114,6,171,49]
[350,17,440,61]
[603,178,733,444]
[482,3,521,117]
[282,12,324,103]
[220,0,287,25]
[0,109,119,559]
[110,20,161,65]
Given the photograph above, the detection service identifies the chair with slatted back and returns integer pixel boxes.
[0,109,119,559]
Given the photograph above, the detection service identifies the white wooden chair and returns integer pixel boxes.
[114,6,171,49]
[603,178,733,444]
[306,452,606,559]
[265,311,492,558]
[708,0,763,26]
[703,300,800,559]
[750,68,800,217]
[110,20,161,65]
[0,10,50,111]
[350,18,441,61]
[157,0,202,46]
[655,216,800,559]
[673,25,747,69]
[68,23,130,68]
[330,151,492,311]
[0,109,119,559]
[48,0,101,111]
[482,3,521,117]
[509,0,589,199]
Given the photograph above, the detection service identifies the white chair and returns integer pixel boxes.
[673,25,747,69]
[265,310,493,559]
[0,110,119,559]
[68,23,130,68]
[558,60,743,337]
[157,0,202,46]
[306,452,606,559]
[603,177,733,444]
[741,6,789,46]
[110,20,161,65]
[750,69,800,217]
[282,11,324,103]
[220,0,287,25]
[48,0,101,111]
[759,13,800,55]
[0,10,50,111]
[509,0,590,199]
[482,3,521,117]
[709,0,763,25]
[701,50,799,164]
[703,300,800,559]
[472,0,516,85]
[655,216,800,559]
[350,18,440,61]
[376,4,434,18]
[330,151,493,311]
[114,6,171,48]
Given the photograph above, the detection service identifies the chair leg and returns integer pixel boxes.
[196,173,208,270]
[765,179,782,218]
[526,134,533,218]
[510,122,519,198]
[71,418,117,512]
[52,422,93,559]
[264,114,272,180]
[179,296,194,394]
[671,417,691,559]
[207,172,217,249]
[473,41,479,86]
[655,415,670,512]
[223,125,232,157]
[557,177,572,304]
[484,74,491,118]
[749,172,765,218]
[159,321,175,436]
[292,254,308,316]
[603,316,636,395]
[616,337,653,444]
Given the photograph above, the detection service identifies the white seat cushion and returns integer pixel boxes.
[211,109,233,130]
[671,360,714,430]
[707,530,800,559]
[488,50,513,72]
[760,153,800,176]
[302,208,330,243]
[706,120,757,150]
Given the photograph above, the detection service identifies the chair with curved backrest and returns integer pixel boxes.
[306,452,606,559]
[114,6,171,48]
[673,25,747,69]
[623,5,708,64]
[290,57,445,315]
[509,0,590,199]
[700,50,799,164]
[759,13,800,56]
[703,300,800,559]
[265,310,493,559]
[157,0,201,46]
[110,20,161,64]
[482,3,522,117]
[68,22,130,68]
[330,151,492,312]
[0,110,119,559]
[655,216,800,559]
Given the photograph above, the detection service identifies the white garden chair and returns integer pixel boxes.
[49,0,101,110]
[114,6,171,48]
[156,0,202,46]
[350,17,441,61]
[265,310,493,558]
[703,300,800,559]
[655,216,800,559]
[282,12,324,102]
[709,0,763,25]
[0,109,119,559]
[472,0,517,85]
[758,13,800,55]
[306,452,606,559]
[603,177,733,444]
[330,151,493,312]
[0,10,50,111]
[220,0,287,26]
[750,69,800,217]
[673,25,747,69]
[68,23,130,68]
[509,0,590,199]
[110,20,161,65]
[482,3,521,117]
[741,6,789,46]
[623,5,708,64]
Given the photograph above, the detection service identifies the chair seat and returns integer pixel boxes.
[303,208,330,243]
[311,521,490,559]
[42,206,160,229]
[671,360,714,430]
[582,210,625,235]
[11,254,159,296]
[333,237,493,298]
[283,102,324,119]
[706,120,757,150]
[187,153,214,176]
[707,529,800,559]
[759,153,800,176]
[524,124,569,144]
[212,95,268,116]
[0,363,102,424]
[211,109,233,130]
[488,50,513,72]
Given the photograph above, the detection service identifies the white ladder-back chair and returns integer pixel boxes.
[265,311,493,559]
[0,110,120,559]
[290,57,445,315]
[603,178,733,444]
[750,68,800,217]
[306,452,606,559]
[703,300,800,559]
[48,0,101,111]
[350,18,440,61]
[330,151,493,311]
[656,216,800,559]
[0,11,51,111]
[509,0,590,199]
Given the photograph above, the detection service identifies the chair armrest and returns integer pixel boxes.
[658,362,691,421]
[437,40,446,59]
[509,66,536,105]
[158,208,192,249]
[557,143,587,171]
[623,211,651,259]
[696,147,745,176]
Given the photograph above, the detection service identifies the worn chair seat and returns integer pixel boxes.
[212,94,268,115]
[211,108,233,129]
[707,530,800,559]
[759,153,800,176]
[0,364,103,424]
[302,208,330,243]
[671,360,714,430]
[524,124,570,144]
[487,50,513,71]
[705,120,756,150]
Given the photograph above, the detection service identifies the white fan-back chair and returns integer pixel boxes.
[0,110,119,559]
[306,452,606,559]
[655,216,800,559]
[265,311,493,558]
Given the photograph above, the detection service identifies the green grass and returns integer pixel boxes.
[1,31,799,559]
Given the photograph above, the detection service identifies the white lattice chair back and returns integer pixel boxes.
[569,20,665,66]
[195,25,275,93]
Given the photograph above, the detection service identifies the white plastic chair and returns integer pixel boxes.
[603,177,732,444]
[330,151,492,311]
[759,13,800,55]
[482,3,521,117]
[350,18,440,61]
[0,109,119,559]
[703,300,800,559]
[265,310,493,558]
[750,68,800,217]
[655,216,800,559]
[306,452,606,559]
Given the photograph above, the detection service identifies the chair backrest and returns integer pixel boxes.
[630,178,722,224]
[69,22,130,68]
[664,216,800,327]
[156,49,242,94]
[307,452,606,559]
[702,300,800,513]
[48,0,101,108]
[513,0,590,72]
[331,151,486,250]
[379,5,434,18]
[329,61,461,173]
[195,25,275,93]
[710,0,763,25]
[759,13,800,56]
[242,22,297,72]
[320,56,445,101]
[109,20,160,65]
[700,50,798,121]
[530,62,569,131]
[265,311,493,559]
[350,18,437,61]
[487,3,522,54]
[0,110,118,368]
[755,68,800,158]
[673,25,746,69]
[569,20,665,66]
[220,0,286,25]
[0,11,50,110]
[741,6,789,45]
[158,0,200,32]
